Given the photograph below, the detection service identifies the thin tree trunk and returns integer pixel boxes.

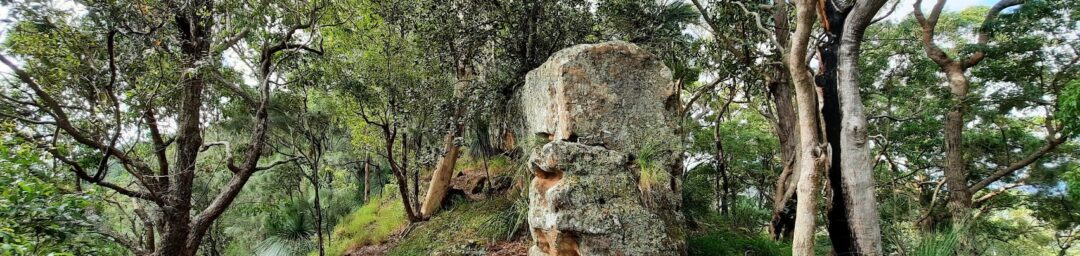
[481,146,493,194]
[789,1,828,254]
[768,0,800,241]
[382,127,421,222]
[715,103,728,215]
[413,132,421,212]
[311,162,326,256]
[364,155,371,202]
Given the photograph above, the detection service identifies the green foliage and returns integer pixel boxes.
[0,128,122,255]
[0,0,1078,255]
[1061,80,1080,133]
[257,197,315,256]
[636,141,664,191]
[911,227,960,256]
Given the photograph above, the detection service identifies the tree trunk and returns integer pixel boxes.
[403,132,416,213]
[815,4,852,254]
[383,128,421,222]
[311,163,326,256]
[364,155,371,202]
[413,132,422,212]
[835,0,888,254]
[789,1,827,254]
[714,104,729,215]
[768,0,800,241]
[419,120,465,218]
[159,4,213,251]
[943,65,973,252]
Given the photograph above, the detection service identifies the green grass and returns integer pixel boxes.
[324,192,408,256]
[388,196,524,255]
[635,142,665,191]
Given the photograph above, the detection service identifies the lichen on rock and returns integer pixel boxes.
[519,41,685,256]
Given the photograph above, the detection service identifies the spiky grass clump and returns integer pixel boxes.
[636,142,665,192]
[912,224,963,256]
[256,198,315,256]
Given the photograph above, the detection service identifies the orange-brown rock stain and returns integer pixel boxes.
[532,228,580,256]
[532,166,564,204]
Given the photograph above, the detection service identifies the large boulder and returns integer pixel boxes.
[520,41,685,256]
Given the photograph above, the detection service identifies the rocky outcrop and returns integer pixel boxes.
[520,41,685,256]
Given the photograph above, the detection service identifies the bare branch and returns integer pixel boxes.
[255,157,302,171]
[968,134,1066,193]
[961,0,1025,68]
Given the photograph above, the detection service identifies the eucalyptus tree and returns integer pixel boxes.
[831,1,889,254]
[805,0,891,254]
[912,0,1025,228]
[785,1,828,254]
[0,0,327,254]
[319,0,458,222]
[912,1,1078,252]
[689,0,802,238]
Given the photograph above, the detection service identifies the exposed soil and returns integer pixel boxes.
[485,239,529,256]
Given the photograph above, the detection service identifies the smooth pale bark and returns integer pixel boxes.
[835,0,888,254]
[788,0,828,254]
[419,121,465,218]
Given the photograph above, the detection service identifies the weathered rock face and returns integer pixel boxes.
[520,41,685,256]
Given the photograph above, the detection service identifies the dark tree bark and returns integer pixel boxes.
[365,155,372,202]
[815,3,856,254]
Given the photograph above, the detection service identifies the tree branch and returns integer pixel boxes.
[973,177,1027,207]
[961,0,1025,68]
[0,53,156,177]
[913,0,955,67]
[968,134,1066,193]
[255,157,302,171]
